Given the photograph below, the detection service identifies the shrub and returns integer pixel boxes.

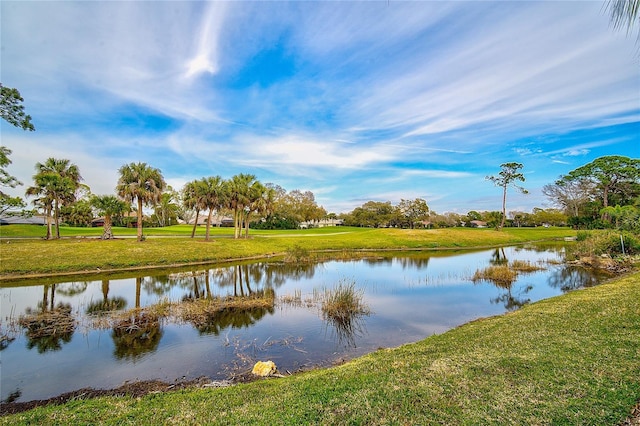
[576,230,591,242]
[284,245,312,263]
[571,230,640,258]
[471,265,517,288]
[510,260,544,272]
[321,280,370,321]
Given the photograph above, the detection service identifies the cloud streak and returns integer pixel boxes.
[1,1,637,214]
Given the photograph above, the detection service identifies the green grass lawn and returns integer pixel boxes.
[3,271,638,425]
[0,226,575,277]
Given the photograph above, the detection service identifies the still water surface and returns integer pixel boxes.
[0,243,605,403]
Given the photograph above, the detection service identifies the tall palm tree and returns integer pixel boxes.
[26,182,54,239]
[116,162,166,242]
[26,158,82,239]
[227,173,257,239]
[91,195,128,239]
[243,181,271,238]
[201,176,226,241]
[182,179,208,238]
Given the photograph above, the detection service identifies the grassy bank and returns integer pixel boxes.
[0,226,575,277]
[3,271,638,424]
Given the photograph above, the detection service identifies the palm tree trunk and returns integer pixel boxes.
[137,198,143,242]
[45,205,53,240]
[205,209,213,241]
[234,207,241,239]
[244,211,251,238]
[103,215,113,239]
[191,209,199,238]
[54,198,61,239]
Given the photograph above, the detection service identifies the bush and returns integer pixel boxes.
[576,230,591,242]
[571,230,640,258]
[321,280,370,321]
[284,245,312,263]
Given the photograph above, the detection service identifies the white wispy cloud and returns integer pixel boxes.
[1,1,636,215]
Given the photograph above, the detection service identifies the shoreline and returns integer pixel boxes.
[0,239,563,282]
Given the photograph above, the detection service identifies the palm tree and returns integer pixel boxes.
[227,173,257,239]
[152,188,180,227]
[91,195,128,239]
[607,0,639,40]
[182,179,208,238]
[243,181,271,238]
[26,177,55,239]
[26,158,82,239]
[116,162,166,242]
[201,176,226,241]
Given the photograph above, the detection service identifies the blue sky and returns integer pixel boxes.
[1,1,638,214]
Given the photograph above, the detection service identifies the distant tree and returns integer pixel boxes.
[344,201,395,227]
[116,162,166,242]
[486,162,528,230]
[465,210,482,223]
[530,208,567,227]
[287,189,326,225]
[600,204,640,230]
[227,173,257,239]
[396,198,430,228]
[92,195,128,239]
[566,156,639,209]
[182,179,208,238]
[152,187,180,227]
[200,176,226,241]
[483,211,504,229]
[26,158,82,239]
[542,176,594,217]
[243,180,272,238]
[61,199,93,227]
[1,84,35,131]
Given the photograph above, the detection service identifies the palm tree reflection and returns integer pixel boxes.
[111,311,163,360]
[86,280,127,315]
[19,284,76,353]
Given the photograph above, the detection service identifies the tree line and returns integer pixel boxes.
[340,158,639,231]
[17,160,328,241]
[1,84,639,239]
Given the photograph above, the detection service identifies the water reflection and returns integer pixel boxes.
[322,311,368,349]
[490,247,509,265]
[1,244,609,403]
[112,311,163,360]
[19,284,76,353]
[491,284,533,311]
[188,300,275,336]
[547,266,605,292]
[86,280,127,315]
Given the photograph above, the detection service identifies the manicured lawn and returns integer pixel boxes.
[0,227,575,277]
[3,271,638,425]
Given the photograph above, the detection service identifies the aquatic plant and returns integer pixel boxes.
[320,280,370,321]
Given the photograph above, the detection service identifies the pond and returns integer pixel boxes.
[0,243,607,403]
